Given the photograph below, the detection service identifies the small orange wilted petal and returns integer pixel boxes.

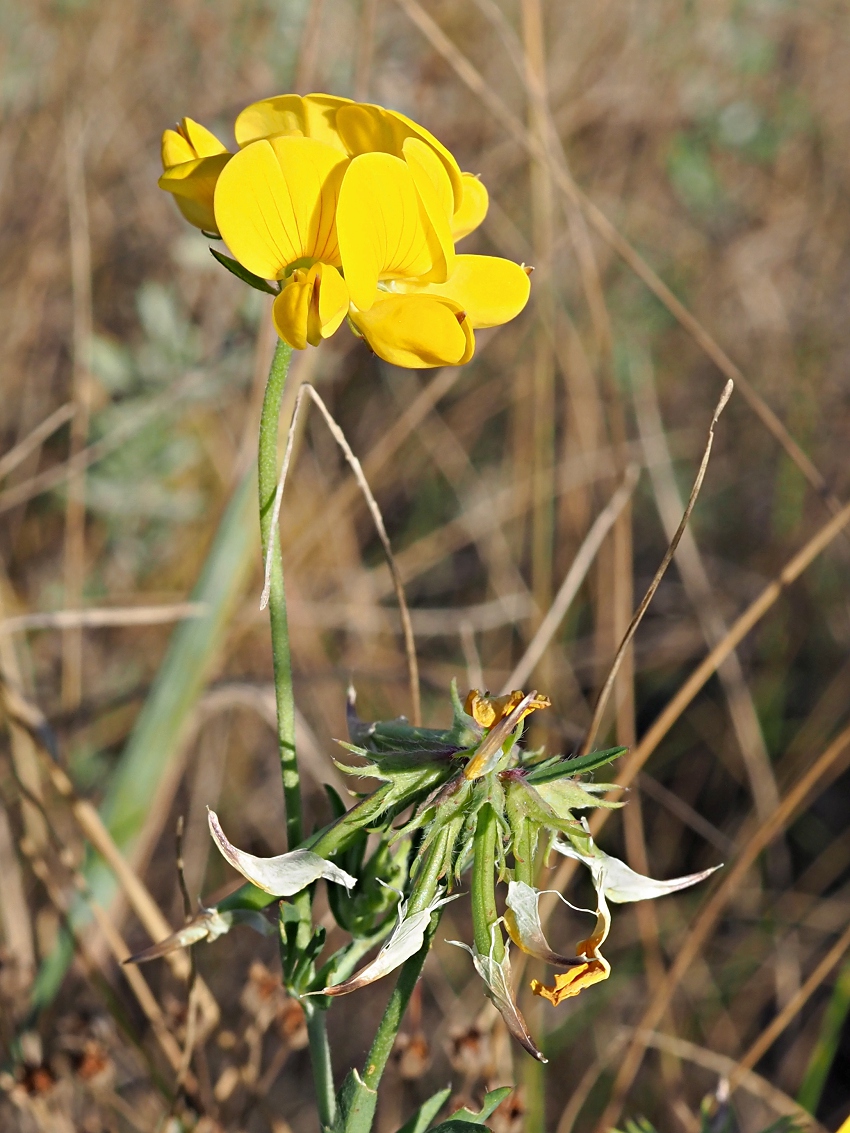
[464,689,551,729]
[530,957,610,1006]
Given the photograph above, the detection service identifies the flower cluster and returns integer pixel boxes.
[138,684,719,1064]
[159,94,531,368]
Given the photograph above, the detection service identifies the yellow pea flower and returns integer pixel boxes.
[452,173,489,241]
[350,293,474,369]
[213,136,350,350]
[159,117,231,234]
[234,93,484,244]
[233,92,352,153]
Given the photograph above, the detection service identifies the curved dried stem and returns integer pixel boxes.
[262,381,421,726]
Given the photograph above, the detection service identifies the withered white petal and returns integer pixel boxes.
[317,892,458,997]
[504,881,584,967]
[448,935,546,1063]
[208,809,357,896]
[554,832,720,905]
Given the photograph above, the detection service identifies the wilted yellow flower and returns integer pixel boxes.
[464,688,551,730]
[213,136,350,349]
[159,118,231,234]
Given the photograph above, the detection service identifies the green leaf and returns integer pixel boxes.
[534,778,623,813]
[394,1087,451,1133]
[525,746,626,783]
[428,1123,490,1133]
[210,247,279,294]
[335,1068,378,1133]
[444,1086,512,1125]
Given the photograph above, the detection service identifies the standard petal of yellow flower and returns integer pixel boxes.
[530,957,611,1005]
[337,152,439,311]
[214,137,347,280]
[335,101,464,212]
[350,294,474,369]
[158,153,231,234]
[234,92,351,152]
[402,138,455,283]
[400,254,531,329]
[452,173,489,241]
[273,263,348,350]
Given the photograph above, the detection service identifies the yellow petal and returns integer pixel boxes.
[404,254,531,329]
[214,137,347,280]
[161,128,194,170]
[314,262,349,339]
[158,153,230,233]
[350,294,474,369]
[234,93,351,152]
[273,272,312,351]
[336,102,463,212]
[337,153,437,311]
[273,263,349,350]
[452,173,489,240]
[403,137,455,283]
[530,958,610,1005]
[180,117,228,158]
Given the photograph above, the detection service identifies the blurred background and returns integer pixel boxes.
[2,0,850,1131]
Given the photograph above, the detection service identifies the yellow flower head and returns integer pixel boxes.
[159,118,231,234]
[213,136,349,350]
[464,688,551,730]
[163,94,532,367]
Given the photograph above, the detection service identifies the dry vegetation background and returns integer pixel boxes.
[2,0,850,1131]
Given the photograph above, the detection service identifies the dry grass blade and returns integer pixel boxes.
[262,381,421,725]
[580,380,733,756]
[0,602,207,634]
[626,1030,823,1129]
[594,719,850,1132]
[731,919,850,1083]
[502,464,639,693]
[0,402,74,482]
[391,0,833,502]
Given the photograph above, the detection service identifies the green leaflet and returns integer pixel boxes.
[394,1087,452,1133]
[524,746,626,783]
[439,1087,512,1126]
[533,778,623,814]
[210,247,279,294]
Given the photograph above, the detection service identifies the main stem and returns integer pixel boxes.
[305,1001,337,1130]
[258,339,301,850]
[360,827,452,1098]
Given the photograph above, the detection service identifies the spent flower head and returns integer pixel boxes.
[179,682,719,1060]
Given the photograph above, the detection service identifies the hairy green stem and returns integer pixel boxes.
[359,826,452,1101]
[472,803,505,961]
[258,338,300,849]
[304,1001,337,1130]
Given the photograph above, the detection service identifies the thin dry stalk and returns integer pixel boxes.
[294,0,325,93]
[626,1030,821,1129]
[580,380,734,756]
[594,720,850,1132]
[354,0,379,101]
[0,603,206,635]
[0,794,35,981]
[0,402,74,482]
[502,464,638,691]
[61,112,94,713]
[389,0,833,504]
[262,382,421,725]
[731,919,850,1083]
